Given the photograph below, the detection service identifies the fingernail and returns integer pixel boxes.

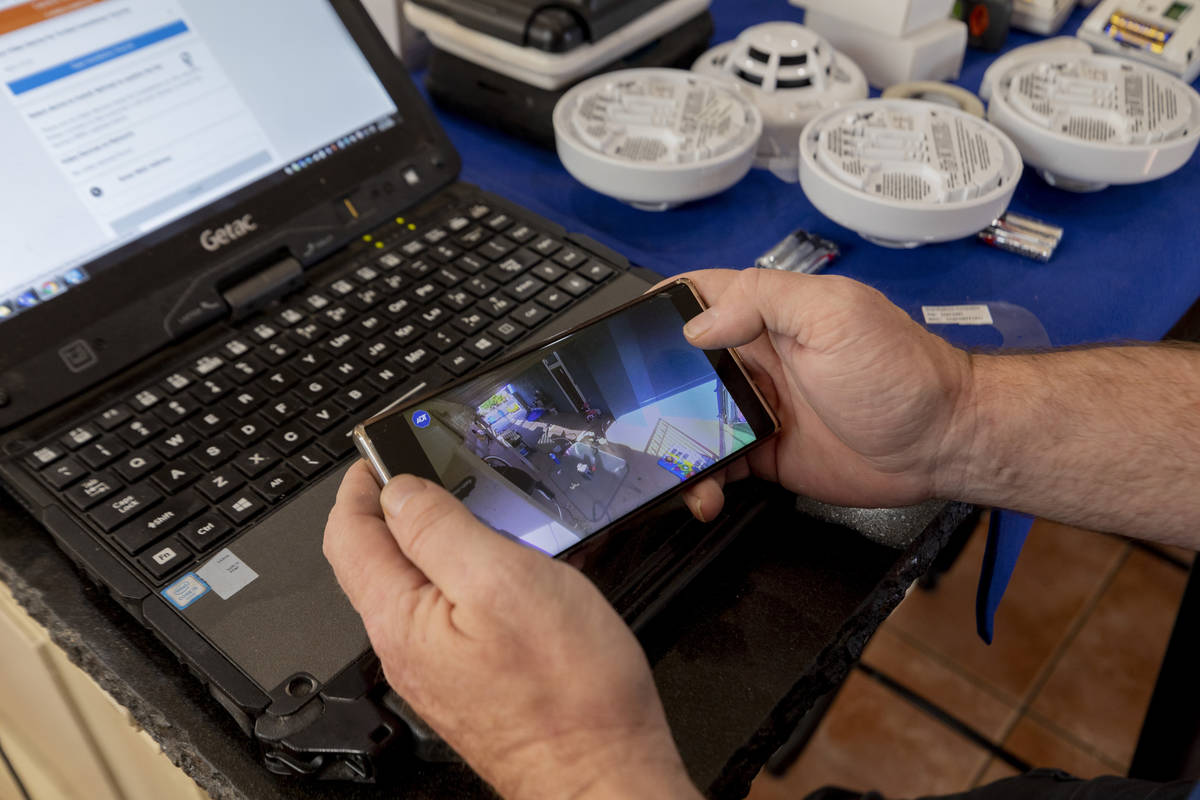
[683,310,715,340]
[689,497,705,523]
[382,474,428,516]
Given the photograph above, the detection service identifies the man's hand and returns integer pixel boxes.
[676,268,973,519]
[324,461,701,800]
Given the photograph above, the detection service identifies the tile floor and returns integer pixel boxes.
[748,514,1193,800]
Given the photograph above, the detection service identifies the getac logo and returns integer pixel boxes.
[199,214,258,252]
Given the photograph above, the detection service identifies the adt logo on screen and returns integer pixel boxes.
[412,410,431,429]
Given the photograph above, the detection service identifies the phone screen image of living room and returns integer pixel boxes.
[405,293,759,556]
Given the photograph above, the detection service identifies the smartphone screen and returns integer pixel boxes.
[357,281,778,558]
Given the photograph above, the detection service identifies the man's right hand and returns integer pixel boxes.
[677,268,974,520]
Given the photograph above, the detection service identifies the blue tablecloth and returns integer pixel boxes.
[419,2,1200,641]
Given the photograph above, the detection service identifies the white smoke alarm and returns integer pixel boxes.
[1011,0,1079,35]
[552,69,762,210]
[978,37,1092,102]
[799,99,1023,247]
[987,55,1200,191]
[692,22,868,182]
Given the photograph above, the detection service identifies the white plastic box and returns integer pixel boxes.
[802,11,967,88]
[790,0,956,37]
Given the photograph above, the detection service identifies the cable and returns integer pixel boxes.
[0,731,33,800]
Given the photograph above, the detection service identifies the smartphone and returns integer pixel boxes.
[353,278,780,560]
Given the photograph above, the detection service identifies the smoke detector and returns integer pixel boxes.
[692,22,868,182]
[978,37,1092,101]
[552,69,762,211]
[1011,0,1078,35]
[799,99,1023,247]
[987,54,1200,191]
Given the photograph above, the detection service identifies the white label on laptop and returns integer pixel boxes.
[161,573,210,610]
[921,305,994,326]
[197,549,259,600]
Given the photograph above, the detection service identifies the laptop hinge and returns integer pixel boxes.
[222,256,304,321]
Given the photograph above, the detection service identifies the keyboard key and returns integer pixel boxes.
[388,323,423,346]
[227,415,269,448]
[292,351,330,376]
[153,396,198,425]
[296,376,336,403]
[196,468,242,502]
[410,280,439,304]
[78,437,126,470]
[180,514,232,552]
[95,404,133,431]
[535,287,571,311]
[399,344,436,372]
[252,467,302,503]
[467,203,490,219]
[365,366,405,393]
[161,372,193,394]
[115,418,161,447]
[403,258,434,278]
[478,294,515,318]
[434,266,465,287]
[455,253,488,274]
[452,312,489,335]
[354,313,386,337]
[131,388,163,412]
[489,320,525,344]
[423,227,448,244]
[191,354,224,377]
[317,428,357,458]
[152,462,200,494]
[443,350,478,377]
[348,287,382,312]
[507,223,537,243]
[447,215,470,232]
[114,493,205,554]
[426,328,463,353]
[428,243,462,263]
[250,322,279,342]
[219,492,265,525]
[221,337,253,358]
[333,385,371,412]
[42,458,86,489]
[319,305,353,328]
[138,537,192,580]
[400,239,426,257]
[532,262,566,283]
[381,297,413,320]
[152,429,196,460]
[290,447,331,478]
[466,334,501,360]
[227,355,267,384]
[463,276,496,297]
[276,307,306,327]
[419,306,448,328]
[25,444,65,469]
[191,435,237,471]
[321,331,359,356]
[114,450,161,482]
[531,236,561,256]
[289,321,324,345]
[580,261,614,282]
[267,425,313,454]
[485,212,513,231]
[303,292,331,311]
[66,472,122,510]
[234,447,280,478]
[190,374,235,402]
[261,340,295,364]
[488,257,529,283]
[355,265,380,283]
[261,396,302,425]
[328,278,356,297]
[261,367,300,395]
[479,237,516,261]
[374,273,405,295]
[457,226,489,248]
[359,338,394,364]
[506,276,546,302]
[89,485,161,532]
[61,424,100,449]
[558,274,593,297]
[553,248,587,268]
[512,302,551,328]
[189,409,231,437]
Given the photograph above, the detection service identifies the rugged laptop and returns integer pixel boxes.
[0,0,756,781]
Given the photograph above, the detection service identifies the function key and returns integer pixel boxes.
[180,514,232,552]
[303,292,331,312]
[467,203,490,219]
[115,418,161,447]
[250,322,278,342]
[377,251,404,270]
[219,491,265,525]
[485,212,513,231]
[89,485,161,532]
[42,458,86,489]
[558,274,593,297]
[221,338,252,358]
[423,227,448,244]
[114,450,161,483]
[25,444,65,469]
[95,404,133,431]
[276,307,306,327]
[153,396,197,425]
[61,424,100,450]
[138,537,192,580]
[512,302,551,329]
[535,287,571,311]
[191,354,224,377]
[531,236,561,256]
[114,493,205,554]
[161,372,193,394]
[78,437,126,470]
[580,261,614,282]
[447,215,470,232]
[328,278,356,297]
[65,472,122,510]
[553,248,587,269]
[131,388,163,412]
[400,239,426,257]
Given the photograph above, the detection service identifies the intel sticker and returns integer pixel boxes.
[412,410,431,429]
[162,573,210,610]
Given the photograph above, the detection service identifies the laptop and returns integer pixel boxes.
[0,0,758,782]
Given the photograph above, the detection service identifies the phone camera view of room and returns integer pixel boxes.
[407,294,758,556]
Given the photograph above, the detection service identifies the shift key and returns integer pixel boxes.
[112,491,206,554]
[89,485,162,532]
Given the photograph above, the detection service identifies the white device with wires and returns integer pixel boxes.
[798,99,1023,247]
[692,23,868,181]
[553,69,762,210]
[1077,0,1200,82]
[1011,0,1078,34]
[987,54,1200,191]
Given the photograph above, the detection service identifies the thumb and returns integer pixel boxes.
[681,268,825,350]
[380,474,538,602]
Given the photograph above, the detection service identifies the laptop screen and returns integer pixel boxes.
[0,0,399,323]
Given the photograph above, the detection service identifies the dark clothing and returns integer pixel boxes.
[807,770,1199,800]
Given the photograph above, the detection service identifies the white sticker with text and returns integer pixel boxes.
[922,305,994,326]
[196,548,259,600]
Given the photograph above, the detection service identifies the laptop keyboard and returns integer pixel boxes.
[21,199,619,587]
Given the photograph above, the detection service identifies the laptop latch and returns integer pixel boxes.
[222,256,304,321]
